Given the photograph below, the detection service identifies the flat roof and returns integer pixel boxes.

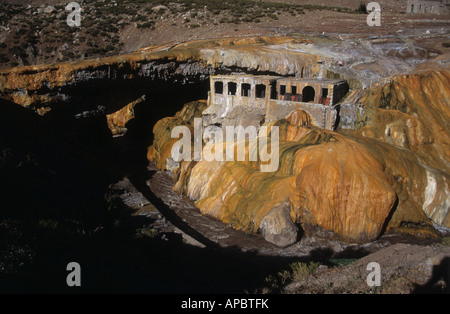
[210,75,346,85]
[211,75,281,81]
[276,78,347,84]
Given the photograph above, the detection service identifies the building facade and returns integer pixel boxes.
[407,0,443,14]
[204,75,349,131]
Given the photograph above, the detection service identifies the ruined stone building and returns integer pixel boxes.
[406,0,444,14]
[204,75,349,131]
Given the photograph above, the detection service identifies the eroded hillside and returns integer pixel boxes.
[148,70,450,245]
[1,35,449,248]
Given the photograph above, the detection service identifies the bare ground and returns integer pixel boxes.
[1,0,449,67]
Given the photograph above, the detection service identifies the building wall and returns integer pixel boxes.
[206,76,345,131]
[276,80,329,104]
[266,100,338,130]
[209,76,276,110]
[407,0,442,14]
[332,82,350,106]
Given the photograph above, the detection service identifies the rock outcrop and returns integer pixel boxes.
[149,69,450,246]
[1,34,448,247]
[260,202,299,247]
[106,95,145,136]
[0,36,321,116]
[359,70,450,173]
[147,100,208,172]
[357,69,450,230]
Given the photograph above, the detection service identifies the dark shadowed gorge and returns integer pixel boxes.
[1,1,450,295]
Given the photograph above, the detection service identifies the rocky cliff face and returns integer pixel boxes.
[1,35,449,247]
[359,70,450,173]
[0,36,322,116]
[357,69,450,232]
[149,69,450,246]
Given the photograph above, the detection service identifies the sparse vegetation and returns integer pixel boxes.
[441,236,450,246]
[137,21,156,29]
[329,258,358,266]
[256,261,321,293]
[0,0,376,67]
[0,53,8,63]
[289,261,321,281]
[357,3,367,14]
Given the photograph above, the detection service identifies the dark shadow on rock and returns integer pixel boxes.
[413,257,450,294]
[0,98,303,294]
[307,248,334,264]
[0,98,122,221]
[0,93,393,294]
[334,246,371,260]
[379,196,399,240]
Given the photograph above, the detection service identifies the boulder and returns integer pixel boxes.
[260,202,298,247]
[44,6,56,14]
[152,5,168,12]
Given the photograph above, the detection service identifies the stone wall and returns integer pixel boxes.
[338,103,358,130]
[407,0,443,14]
[266,100,337,130]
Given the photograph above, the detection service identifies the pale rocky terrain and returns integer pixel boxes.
[0,0,449,67]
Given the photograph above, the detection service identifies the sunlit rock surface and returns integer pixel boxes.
[149,69,450,245]
[357,69,450,230]
[0,36,321,113]
[359,70,450,173]
[106,96,145,136]
[1,35,448,246]
[147,100,207,172]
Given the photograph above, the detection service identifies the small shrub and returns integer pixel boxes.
[257,261,321,293]
[137,21,155,29]
[442,42,450,48]
[357,3,367,14]
[441,237,450,246]
[136,228,160,239]
[0,53,9,63]
[329,258,358,266]
[289,261,320,281]
[132,15,147,22]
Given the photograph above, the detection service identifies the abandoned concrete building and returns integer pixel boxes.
[203,75,349,131]
[406,0,444,14]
